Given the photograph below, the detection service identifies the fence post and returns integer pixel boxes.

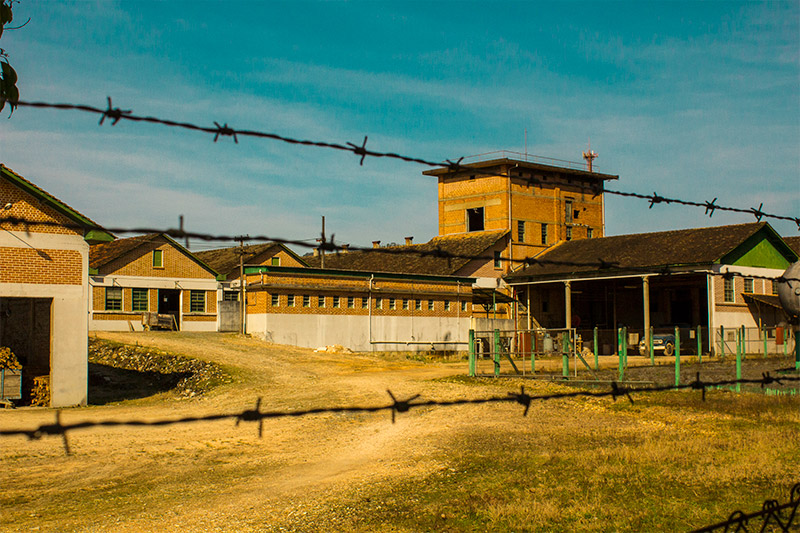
[735,327,742,392]
[617,328,624,382]
[649,326,654,366]
[794,327,800,371]
[741,325,746,357]
[531,330,536,374]
[762,328,768,358]
[622,326,628,369]
[697,325,702,363]
[593,326,599,370]
[674,326,681,390]
[720,325,725,359]
[493,329,500,378]
[562,332,569,378]
[468,329,476,377]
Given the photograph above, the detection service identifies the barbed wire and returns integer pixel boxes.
[691,482,799,532]
[1,372,798,456]
[0,216,798,284]
[8,98,800,230]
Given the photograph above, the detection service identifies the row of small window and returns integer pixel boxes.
[516,220,592,244]
[104,287,206,312]
[723,278,778,303]
[272,294,468,312]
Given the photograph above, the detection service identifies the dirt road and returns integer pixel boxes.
[0,333,492,531]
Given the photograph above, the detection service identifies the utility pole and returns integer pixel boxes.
[237,236,247,335]
[179,215,189,250]
[319,216,326,269]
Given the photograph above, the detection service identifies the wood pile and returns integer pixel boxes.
[31,375,50,406]
[0,346,21,369]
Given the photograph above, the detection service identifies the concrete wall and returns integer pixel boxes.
[247,312,470,352]
[0,231,89,407]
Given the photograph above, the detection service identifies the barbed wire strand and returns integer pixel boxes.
[8,98,800,230]
[1,373,798,456]
[0,216,797,284]
[691,482,799,532]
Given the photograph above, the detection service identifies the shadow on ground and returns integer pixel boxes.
[88,363,191,405]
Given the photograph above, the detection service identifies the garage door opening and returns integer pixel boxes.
[0,297,52,405]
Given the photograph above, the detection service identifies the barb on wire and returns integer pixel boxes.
[691,482,799,532]
[3,373,799,456]
[704,198,718,218]
[98,97,131,126]
[213,122,238,143]
[11,98,798,228]
[509,386,533,416]
[387,389,421,423]
[236,397,264,437]
[347,136,368,166]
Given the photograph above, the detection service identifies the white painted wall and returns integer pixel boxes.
[0,231,89,407]
[247,313,470,352]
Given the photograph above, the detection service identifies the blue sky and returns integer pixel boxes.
[0,1,797,252]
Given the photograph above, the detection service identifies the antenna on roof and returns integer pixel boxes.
[582,140,598,172]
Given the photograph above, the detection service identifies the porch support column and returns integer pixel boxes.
[642,276,651,356]
[564,281,572,330]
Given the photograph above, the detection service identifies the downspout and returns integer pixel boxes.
[507,164,518,273]
[368,275,374,352]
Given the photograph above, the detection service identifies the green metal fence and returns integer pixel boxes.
[715,326,795,359]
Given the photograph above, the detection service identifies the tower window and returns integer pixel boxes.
[467,207,484,232]
[565,199,574,223]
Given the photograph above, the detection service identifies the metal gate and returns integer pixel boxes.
[218,300,241,332]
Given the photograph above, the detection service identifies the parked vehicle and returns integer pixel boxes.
[639,333,675,356]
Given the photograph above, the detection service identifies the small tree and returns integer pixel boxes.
[0,0,20,114]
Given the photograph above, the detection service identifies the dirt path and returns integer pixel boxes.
[0,333,479,532]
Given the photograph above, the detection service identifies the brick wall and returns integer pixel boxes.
[0,247,82,285]
[247,271,471,318]
[99,239,217,279]
[0,178,83,237]
[437,171,605,244]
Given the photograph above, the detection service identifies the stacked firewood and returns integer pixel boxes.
[0,346,21,369]
[31,376,50,406]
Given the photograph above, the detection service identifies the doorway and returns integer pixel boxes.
[158,289,181,330]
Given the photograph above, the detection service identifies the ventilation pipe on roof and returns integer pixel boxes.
[372,240,381,248]
[405,236,413,245]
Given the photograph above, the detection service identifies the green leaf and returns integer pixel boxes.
[1,61,16,85]
[1,3,13,26]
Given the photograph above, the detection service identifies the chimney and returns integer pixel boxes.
[313,248,319,257]
[372,240,381,248]
[405,236,413,245]
[340,244,349,253]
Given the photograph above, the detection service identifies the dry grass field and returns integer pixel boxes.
[0,332,798,532]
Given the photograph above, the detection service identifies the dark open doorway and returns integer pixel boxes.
[0,297,52,404]
[158,289,181,330]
